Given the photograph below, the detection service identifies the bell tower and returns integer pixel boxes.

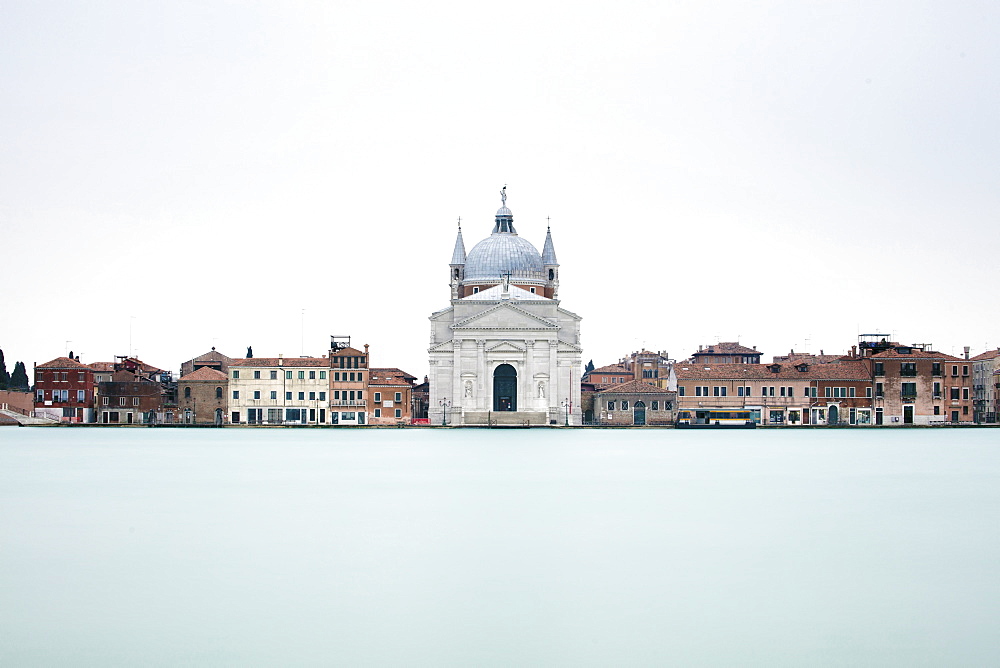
[449,218,466,300]
[542,221,559,298]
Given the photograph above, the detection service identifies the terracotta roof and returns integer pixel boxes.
[330,347,366,357]
[771,352,844,364]
[676,362,870,381]
[590,364,630,375]
[89,362,116,372]
[371,367,417,381]
[969,349,1000,361]
[693,342,759,356]
[871,348,961,361]
[186,350,233,363]
[230,357,329,367]
[36,357,92,370]
[596,379,673,395]
[179,367,228,382]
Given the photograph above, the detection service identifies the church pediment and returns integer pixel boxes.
[557,341,583,353]
[453,303,558,331]
[428,340,453,352]
[485,341,526,354]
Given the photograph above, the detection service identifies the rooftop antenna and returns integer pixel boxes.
[65,340,72,356]
[129,316,135,358]
[301,309,305,356]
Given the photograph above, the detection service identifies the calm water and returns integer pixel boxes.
[1,427,999,666]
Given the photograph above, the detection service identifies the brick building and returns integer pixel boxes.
[870,346,974,425]
[33,356,95,423]
[329,341,369,426]
[688,342,762,365]
[368,368,416,425]
[177,367,229,425]
[180,348,234,378]
[97,369,163,424]
[595,379,676,426]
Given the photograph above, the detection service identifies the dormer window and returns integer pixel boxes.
[472,287,479,294]
[769,364,781,373]
[796,363,809,372]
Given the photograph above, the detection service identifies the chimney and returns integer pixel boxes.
[851,345,857,358]
[964,346,970,360]
[278,354,283,366]
[364,344,369,354]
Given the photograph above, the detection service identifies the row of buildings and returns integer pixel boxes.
[580,338,1000,426]
[32,337,427,426]
[24,188,1000,427]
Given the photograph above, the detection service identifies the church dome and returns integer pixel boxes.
[464,233,545,282]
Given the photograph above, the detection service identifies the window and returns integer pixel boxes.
[286,371,292,380]
[120,397,126,406]
[375,392,381,402]
[253,390,261,400]
[334,372,340,381]
[133,397,139,406]
[932,363,942,376]
[298,371,305,380]
[473,287,479,294]
[866,387,872,398]
[254,370,261,379]
[395,409,402,418]
[781,387,787,397]
[934,406,940,415]
[298,392,305,400]
[621,400,629,411]
[788,387,794,397]
[349,372,356,382]
[233,370,240,379]
[309,392,316,400]
[950,387,960,400]
[320,371,326,379]
[319,392,326,401]
[529,287,536,294]
[77,390,85,401]
[652,401,659,410]
[286,392,292,400]
[216,387,223,399]
[334,391,340,399]
[271,391,277,400]
[395,392,402,402]
[952,366,959,376]
[825,387,832,398]
[233,391,240,399]
[607,401,615,411]
[963,388,969,400]
[102,397,108,405]
[876,383,884,397]
[963,366,969,376]
[713,386,727,397]
[766,386,775,397]
[900,363,917,377]
[738,387,745,397]
[963,406,969,415]
[678,387,685,396]
[270,370,277,380]
[232,412,240,423]
[874,362,884,376]
[78,372,85,381]
[309,371,316,379]
[374,408,381,418]
[696,386,708,397]
[901,383,916,400]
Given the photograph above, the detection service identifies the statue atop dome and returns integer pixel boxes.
[500,184,507,207]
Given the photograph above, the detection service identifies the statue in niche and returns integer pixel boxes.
[464,380,473,398]
[537,380,546,398]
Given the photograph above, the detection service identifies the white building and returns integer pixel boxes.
[229,356,330,425]
[428,189,583,426]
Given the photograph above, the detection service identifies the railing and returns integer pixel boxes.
[331,400,366,407]
[900,370,917,377]
[901,394,917,402]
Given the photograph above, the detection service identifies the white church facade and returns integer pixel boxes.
[428,189,583,426]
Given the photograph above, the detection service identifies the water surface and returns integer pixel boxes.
[2,427,998,666]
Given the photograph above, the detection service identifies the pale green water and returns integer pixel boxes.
[1,427,998,666]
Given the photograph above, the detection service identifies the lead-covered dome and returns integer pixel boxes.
[463,204,545,283]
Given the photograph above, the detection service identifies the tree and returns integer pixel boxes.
[0,348,8,390]
[9,361,29,391]
[585,359,595,375]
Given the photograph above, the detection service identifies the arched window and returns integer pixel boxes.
[216,387,223,399]
[184,386,191,399]
[548,269,555,280]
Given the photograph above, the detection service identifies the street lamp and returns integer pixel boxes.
[561,398,570,426]
[439,397,451,426]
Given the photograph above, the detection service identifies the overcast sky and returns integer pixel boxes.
[2,1,997,377]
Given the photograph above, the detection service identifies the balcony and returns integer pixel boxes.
[900,393,917,402]
[899,370,917,378]
[331,400,366,407]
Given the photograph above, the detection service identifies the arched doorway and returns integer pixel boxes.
[493,364,517,411]
[215,408,223,426]
[828,405,839,425]
[633,401,646,426]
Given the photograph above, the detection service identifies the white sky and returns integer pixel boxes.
[2,1,998,376]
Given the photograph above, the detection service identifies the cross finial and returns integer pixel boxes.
[546,215,551,230]
[457,216,461,228]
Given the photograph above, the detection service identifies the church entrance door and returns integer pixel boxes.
[493,364,517,411]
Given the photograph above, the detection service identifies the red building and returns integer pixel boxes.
[34,356,95,423]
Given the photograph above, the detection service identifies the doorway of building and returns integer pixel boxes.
[215,408,223,426]
[633,401,646,425]
[903,405,914,424]
[493,364,517,411]
[828,405,839,425]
